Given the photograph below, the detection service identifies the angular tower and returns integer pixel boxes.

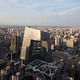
[20,27,50,62]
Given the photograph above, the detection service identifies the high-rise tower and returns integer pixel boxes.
[20,27,50,62]
[10,34,17,53]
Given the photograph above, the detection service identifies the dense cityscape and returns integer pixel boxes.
[0,25,80,80]
[0,0,80,80]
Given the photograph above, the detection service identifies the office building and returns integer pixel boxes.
[10,34,17,53]
[55,35,62,47]
[20,27,50,61]
[67,39,74,48]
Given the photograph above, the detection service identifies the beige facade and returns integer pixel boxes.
[67,39,74,48]
[51,44,54,50]
[42,41,48,52]
[20,27,50,60]
[55,35,62,46]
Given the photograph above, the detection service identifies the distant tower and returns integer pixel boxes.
[55,35,62,47]
[10,34,17,53]
[70,28,73,35]
[51,44,54,51]
[10,34,21,62]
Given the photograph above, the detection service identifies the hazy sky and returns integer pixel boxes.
[0,0,80,26]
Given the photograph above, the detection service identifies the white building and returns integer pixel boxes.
[55,35,62,47]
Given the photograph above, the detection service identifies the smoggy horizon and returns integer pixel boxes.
[0,0,80,26]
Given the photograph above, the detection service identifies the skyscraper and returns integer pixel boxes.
[20,27,50,62]
[10,34,17,53]
[55,35,62,47]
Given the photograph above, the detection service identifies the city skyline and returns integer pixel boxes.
[0,0,80,26]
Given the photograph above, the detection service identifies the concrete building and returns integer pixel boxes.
[20,27,50,61]
[51,44,54,51]
[55,35,62,47]
[10,34,17,53]
[62,38,75,48]
[66,39,74,48]
[10,34,20,54]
